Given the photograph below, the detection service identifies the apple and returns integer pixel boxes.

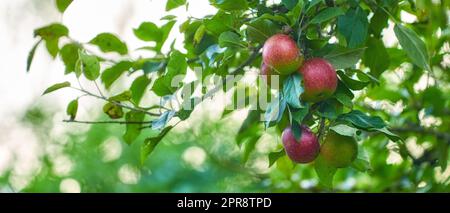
[298,58,337,102]
[262,34,303,75]
[282,125,320,163]
[320,131,358,168]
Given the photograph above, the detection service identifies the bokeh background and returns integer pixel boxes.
[0,0,449,192]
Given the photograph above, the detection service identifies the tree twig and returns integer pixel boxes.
[71,87,162,116]
[63,120,151,125]
[201,45,263,100]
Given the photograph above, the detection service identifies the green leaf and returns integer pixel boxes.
[265,95,287,129]
[218,31,245,49]
[204,11,235,36]
[211,0,248,11]
[236,110,263,147]
[351,149,372,173]
[337,6,368,48]
[142,61,165,74]
[60,43,81,74]
[194,25,206,44]
[362,37,390,77]
[438,142,449,171]
[314,155,337,189]
[77,51,100,80]
[130,75,151,105]
[268,150,286,167]
[242,135,261,163]
[34,23,69,40]
[89,33,128,55]
[246,18,280,43]
[317,99,340,120]
[66,99,78,120]
[291,104,309,123]
[291,121,302,141]
[101,61,133,89]
[152,51,187,96]
[369,8,388,37]
[375,127,402,142]
[42,81,70,95]
[56,0,73,13]
[133,22,162,42]
[319,44,365,69]
[310,7,345,24]
[394,24,431,71]
[282,0,298,10]
[152,110,176,130]
[337,70,369,90]
[283,73,304,109]
[337,110,386,130]
[27,39,42,72]
[306,0,323,12]
[34,23,68,58]
[141,126,173,163]
[332,80,354,108]
[329,124,358,137]
[123,111,146,144]
[109,91,132,102]
[166,0,186,11]
[103,103,124,119]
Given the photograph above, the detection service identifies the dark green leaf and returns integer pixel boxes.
[123,111,146,144]
[268,150,286,167]
[332,80,354,108]
[56,0,73,13]
[204,11,235,36]
[246,18,280,43]
[89,33,128,55]
[337,6,368,48]
[337,70,369,90]
[218,31,245,48]
[101,61,133,89]
[27,39,42,72]
[363,37,390,77]
[369,8,388,37]
[152,51,187,96]
[306,0,323,12]
[141,126,173,163]
[291,121,302,141]
[310,7,345,24]
[236,110,262,146]
[394,24,431,71]
[282,0,298,10]
[42,81,70,95]
[318,44,365,69]
[166,0,186,11]
[291,104,309,123]
[66,99,78,120]
[337,110,386,130]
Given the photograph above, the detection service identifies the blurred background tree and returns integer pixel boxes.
[0,0,449,192]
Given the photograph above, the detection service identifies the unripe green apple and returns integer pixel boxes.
[282,125,320,163]
[262,34,303,75]
[320,131,358,168]
[298,58,337,102]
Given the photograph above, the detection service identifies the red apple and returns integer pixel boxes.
[282,125,320,163]
[262,34,303,75]
[299,58,337,102]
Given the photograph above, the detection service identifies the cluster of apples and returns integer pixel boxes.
[261,34,357,168]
